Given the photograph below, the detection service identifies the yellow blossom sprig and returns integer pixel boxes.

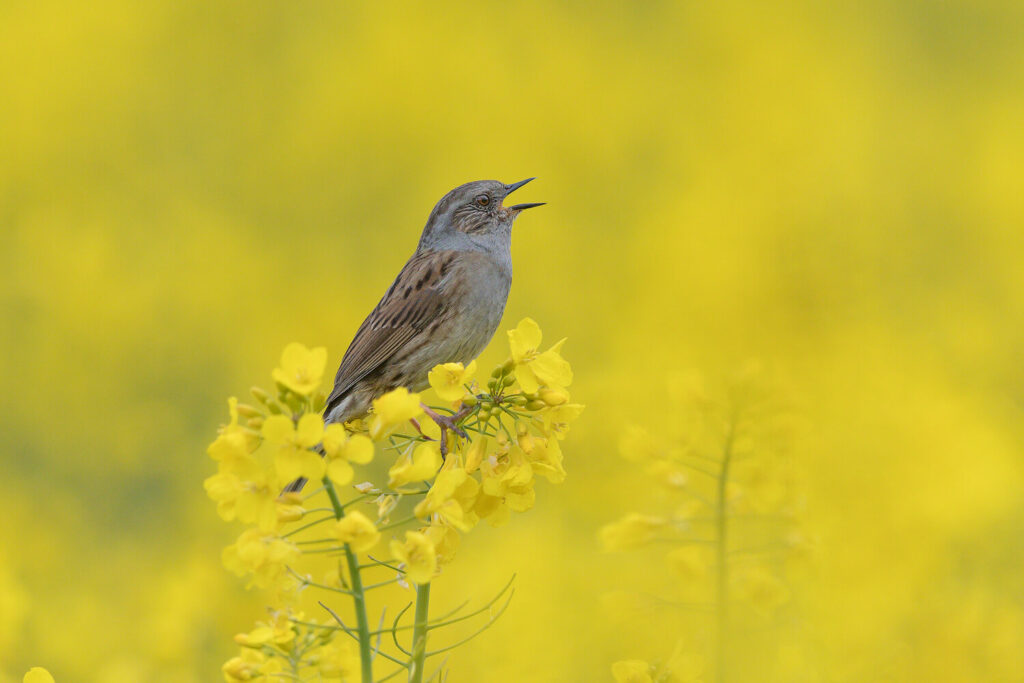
[600,366,809,683]
[204,320,581,682]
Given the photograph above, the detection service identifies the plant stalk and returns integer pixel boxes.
[408,583,432,683]
[324,477,375,682]
[716,413,737,683]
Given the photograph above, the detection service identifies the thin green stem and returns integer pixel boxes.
[716,411,738,683]
[408,583,431,683]
[323,476,374,683]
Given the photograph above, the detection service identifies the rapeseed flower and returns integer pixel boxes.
[507,318,573,393]
[271,342,327,395]
[321,423,374,485]
[262,413,325,484]
[369,387,422,439]
[428,360,477,402]
[390,531,437,584]
[332,510,380,552]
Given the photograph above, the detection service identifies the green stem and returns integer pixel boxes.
[324,477,374,683]
[715,413,737,683]
[408,583,431,683]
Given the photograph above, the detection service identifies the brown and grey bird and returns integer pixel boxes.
[283,178,543,492]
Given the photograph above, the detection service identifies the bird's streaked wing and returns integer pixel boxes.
[325,250,456,414]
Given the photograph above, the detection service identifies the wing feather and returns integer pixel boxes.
[324,251,454,414]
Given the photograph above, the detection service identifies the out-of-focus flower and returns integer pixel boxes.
[23,669,55,683]
[322,423,374,485]
[390,531,437,584]
[388,442,442,488]
[233,612,297,647]
[262,413,325,484]
[428,360,477,402]
[507,318,573,393]
[222,647,285,682]
[612,660,653,683]
[599,513,666,552]
[222,529,300,589]
[732,567,791,615]
[208,397,258,464]
[369,387,422,440]
[272,342,328,395]
[309,639,359,680]
[204,456,278,530]
[667,546,707,581]
[332,511,380,552]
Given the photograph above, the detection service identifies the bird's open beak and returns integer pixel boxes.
[504,177,545,211]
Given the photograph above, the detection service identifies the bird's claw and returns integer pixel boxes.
[420,404,469,456]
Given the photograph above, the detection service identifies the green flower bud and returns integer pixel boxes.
[491,365,505,378]
[250,386,273,405]
[463,395,478,408]
[501,374,516,387]
[246,416,264,430]
[526,399,546,411]
[501,359,515,375]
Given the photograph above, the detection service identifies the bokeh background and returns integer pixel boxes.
[3,1,1024,680]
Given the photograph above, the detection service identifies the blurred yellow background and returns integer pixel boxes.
[2,1,1023,680]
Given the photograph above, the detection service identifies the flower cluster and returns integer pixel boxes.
[602,365,810,683]
[204,319,581,681]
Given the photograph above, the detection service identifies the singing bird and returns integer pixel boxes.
[283,178,543,492]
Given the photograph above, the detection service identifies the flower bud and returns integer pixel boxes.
[354,481,379,494]
[501,359,515,375]
[526,399,546,411]
[539,387,569,406]
[250,386,273,405]
[501,374,516,387]
[509,395,528,406]
[245,417,264,430]
[491,365,505,378]
[462,395,478,408]
[278,492,304,505]
[276,504,305,523]
[236,403,262,419]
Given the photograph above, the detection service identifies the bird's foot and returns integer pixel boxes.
[419,404,469,456]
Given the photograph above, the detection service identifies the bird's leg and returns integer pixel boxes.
[419,404,469,456]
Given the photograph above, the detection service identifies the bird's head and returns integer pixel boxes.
[418,178,543,251]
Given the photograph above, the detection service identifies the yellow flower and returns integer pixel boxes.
[428,360,477,402]
[203,458,279,531]
[520,434,566,483]
[507,318,573,393]
[480,447,534,498]
[322,423,374,485]
[222,648,285,682]
[541,402,585,440]
[599,513,666,551]
[23,669,55,683]
[311,639,360,679]
[208,397,258,464]
[732,567,791,615]
[463,436,488,473]
[414,468,475,531]
[390,531,437,584]
[332,510,380,552]
[272,342,327,395]
[369,387,422,440]
[423,523,461,566]
[667,546,707,581]
[388,442,442,488]
[234,612,296,647]
[222,528,300,589]
[262,413,325,484]
[612,660,653,683]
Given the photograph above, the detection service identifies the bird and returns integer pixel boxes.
[282,178,543,492]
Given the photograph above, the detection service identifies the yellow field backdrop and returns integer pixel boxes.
[2,1,1023,681]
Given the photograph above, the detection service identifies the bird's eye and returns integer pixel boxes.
[475,194,490,207]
